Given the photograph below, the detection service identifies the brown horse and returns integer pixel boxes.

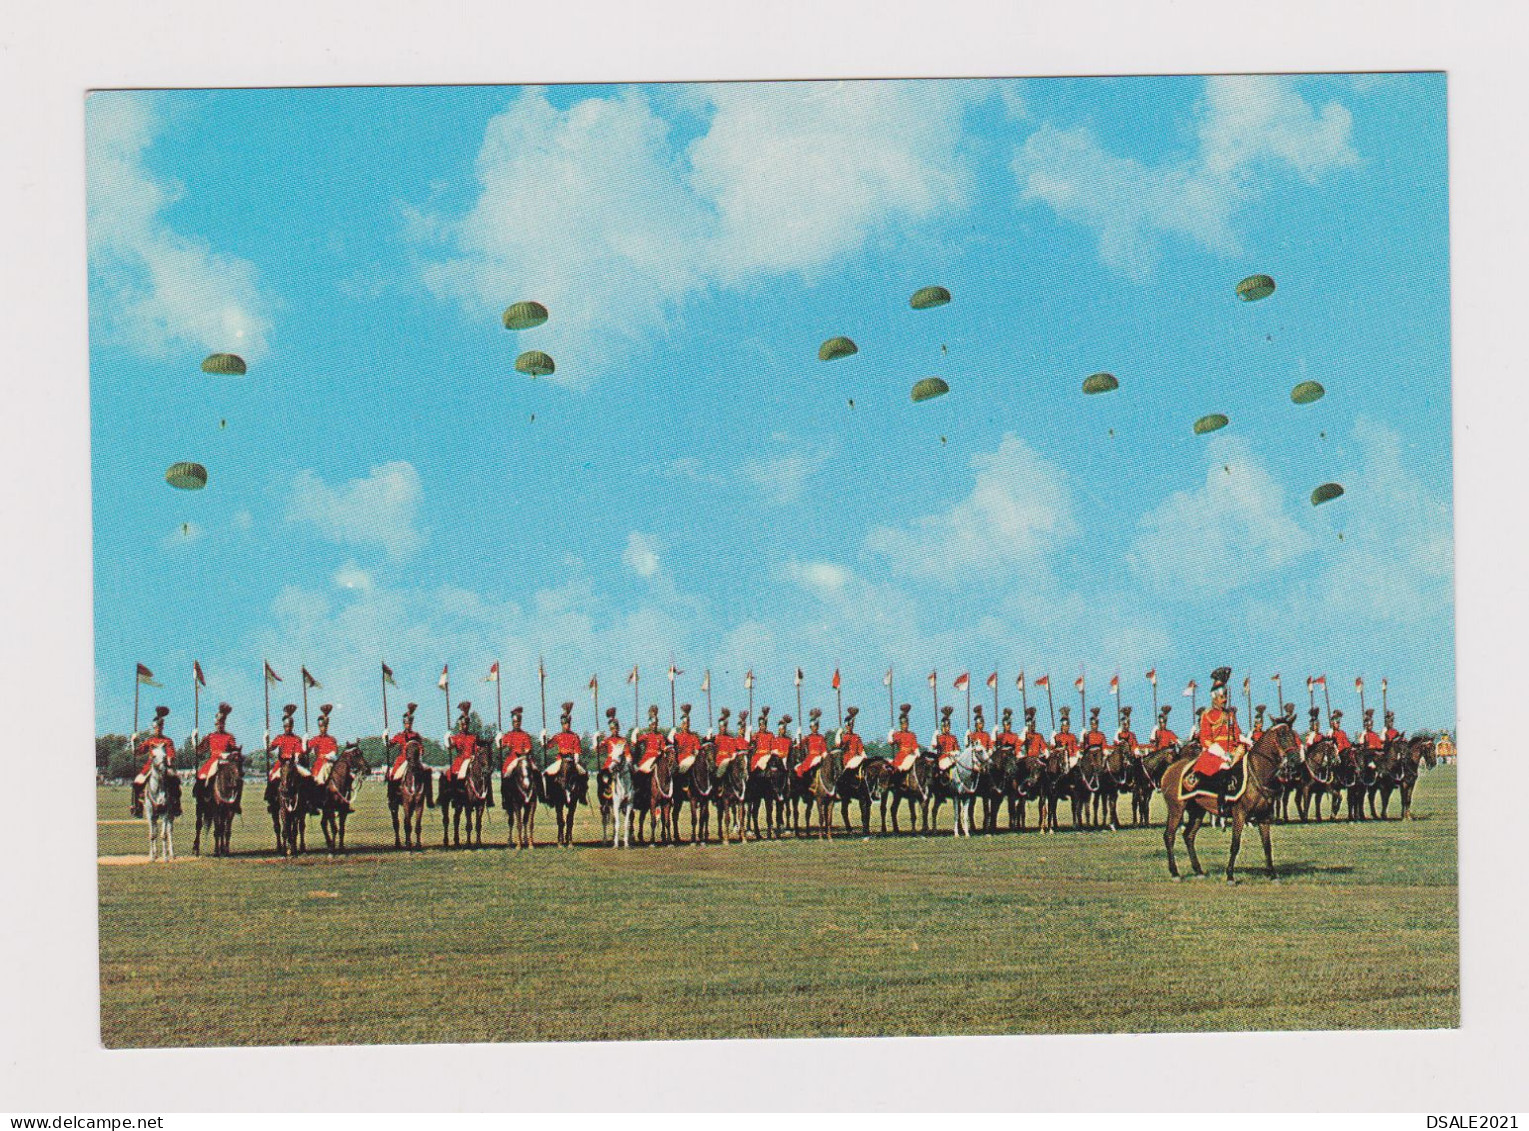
[501,754,540,848]
[274,760,305,857]
[542,757,588,847]
[441,743,493,848]
[1161,721,1302,882]
[644,748,677,845]
[1126,747,1160,827]
[317,741,368,853]
[882,752,934,834]
[684,743,716,844]
[807,743,843,839]
[744,750,787,840]
[1390,734,1435,819]
[713,752,749,844]
[197,745,244,857]
[836,757,887,836]
[390,738,432,850]
[1293,738,1336,821]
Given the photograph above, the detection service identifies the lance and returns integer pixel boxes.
[1148,669,1158,720]
[703,670,712,734]
[538,656,547,740]
[964,678,971,734]
[442,666,451,737]
[1382,678,1388,720]
[1357,677,1366,721]
[992,672,999,729]
[1113,677,1121,730]
[930,671,939,730]
[496,662,503,734]
[381,662,391,737]
[1322,678,1333,727]
[886,668,895,733]
[263,659,272,778]
[1272,673,1284,717]
[1306,676,1315,715]
[1042,677,1054,733]
[590,675,599,745]
[1077,674,1085,725]
[1019,672,1028,719]
[835,671,843,730]
[1191,684,1198,717]
[1244,676,1253,725]
[795,670,803,741]
[193,665,201,741]
[632,667,639,733]
[746,671,754,733]
[132,664,141,747]
[669,659,679,730]
[302,665,310,737]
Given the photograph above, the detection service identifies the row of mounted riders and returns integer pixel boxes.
[153,718,1437,857]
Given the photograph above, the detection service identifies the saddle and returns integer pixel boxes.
[1180,759,1248,804]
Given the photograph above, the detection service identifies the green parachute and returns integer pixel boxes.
[1082,372,1119,395]
[1310,482,1345,506]
[515,350,555,378]
[910,377,950,403]
[1193,413,1230,435]
[1291,380,1325,405]
[201,353,246,375]
[165,462,208,490]
[818,336,858,361]
[502,301,549,331]
[910,286,951,310]
[1236,274,1276,302]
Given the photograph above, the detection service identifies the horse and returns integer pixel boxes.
[273,759,306,857]
[744,749,787,840]
[882,751,935,835]
[192,743,243,856]
[390,738,432,850]
[607,748,635,848]
[1160,720,1303,882]
[1028,746,1067,834]
[1126,746,1161,827]
[1292,738,1336,822]
[784,741,817,836]
[837,757,888,837]
[1063,745,1102,830]
[944,744,985,838]
[142,745,178,862]
[683,742,716,844]
[808,743,843,840]
[1092,741,1133,831]
[542,757,588,847]
[644,748,677,845]
[975,746,1013,833]
[1391,734,1436,820]
[501,754,540,848]
[317,741,368,854]
[713,751,749,844]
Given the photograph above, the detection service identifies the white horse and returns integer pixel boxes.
[144,746,176,862]
[609,751,635,849]
[948,744,986,838]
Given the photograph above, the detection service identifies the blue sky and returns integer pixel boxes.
[86,74,1454,740]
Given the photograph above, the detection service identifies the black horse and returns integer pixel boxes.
[836,757,888,836]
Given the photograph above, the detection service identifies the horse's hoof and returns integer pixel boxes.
[1170,874,1183,883]
[1226,877,1240,885]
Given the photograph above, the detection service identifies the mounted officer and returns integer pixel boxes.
[385,702,431,807]
[1151,705,1178,754]
[597,707,630,771]
[1082,707,1109,755]
[1021,707,1048,760]
[635,705,667,774]
[795,707,829,778]
[442,701,481,786]
[130,705,178,817]
[933,705,959,771]
[544,701,586,783]
[1053,706,1079,768]
[1116,705,1140,755]
[671,703,702,773]
[307,703,340,787]
[747,706,775,773]
[195,701,239,792]
[995,707,1021,757]
[1189,667,1242,800]
[1250,704,1267,745]
[967,705,992,752]
[889,704,920,772]
[498,705,534,775]
[1303,706,1324,748]
[712,708,745,772]
[836,706,866,770]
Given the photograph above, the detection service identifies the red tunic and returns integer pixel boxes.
[635,729,667,772]
[934,731,960,769]
[673,729,701,770]
[890,729,921,771]
[795,731,828,776]
[136,734,176,779]
[447,732,478,778]
[1330,727,1351,753]
[1083,728,1109,750]
[838,731,866,767]
[547,730,582,762]
[1361,729,1384,751]
[1022,731,1047,759]
[968,728,993,751]
[1117,728,1138,749]
[388,728,422,777]
[598,733,630,772]
[713,733,743,768]
[306,733,339,769]
[498,728,534,775]
[268,732,304,780]
[995,728,1022,754]
[1152,726,1178,752]
[1193,706,1241,774]
[748,731,777,773]
[197,730,237,779]
[1384,727,1400,743]
[1052,731,1079,757]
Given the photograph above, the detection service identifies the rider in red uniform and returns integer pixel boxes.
[795,708,830,777]
[1384,711,1401,744]
[1053,707,1080,768]
[544,701,585,781]
[1191,669,1241,776]
[994,708,1021,758]
[196,701,238,782]
[597,707,630,771]
[307,703,340,785]
[444,701,479,782]
[836,707,866,770]
[1021,707,1048,760]
[773,714,795,769]
[672,703,702,773]
[1115,705,1139,754]
[1249,705,1266,746]
[1151,705,1178,753]
[748,707,776,773]
[711,708,744,771]
[933,706,960,771]
[1082,707,1109,756]
[268,704,306,780]
[1303,707,1324,748]
[967,705,992,753]
[130,705,178,817]
[1360,708,1385,766]
[634,705,667,774]
[889,704,921,772]
[498,705,534,775]
[1329,710,1353,765]
[388,703,423,781]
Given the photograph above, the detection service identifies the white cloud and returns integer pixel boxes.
[288,461,425,560]
[1014,75,1358,278]
[86,94,275,360]
[866,433,1076,583]
[333,563,374,592]
[1129,435,1313,595]
[740,441,834,506]
[418,81,982,381]
[621,531,661,578]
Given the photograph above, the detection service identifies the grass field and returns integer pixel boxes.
[96,768,1459,1047]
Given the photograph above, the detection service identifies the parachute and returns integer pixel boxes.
[910,286,951,310]
[818,336,858,362]
[201,353,246,375]
[910,377,950,403]
[1236,274,1276,302]
[1193,414,1229,435]
[165,462,208,490]
[515,350,555,378]
[1082,372,1119,395]
[1291,380,1325,405]
[1311,482,1345,506]
[502,301,549,331]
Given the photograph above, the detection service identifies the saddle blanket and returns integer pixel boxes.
[677,754,698,772]
[891,753,918,772]
[501,755,524,776]
[842,753,866,770]
[388,758,411,781]
[1180,759,1248,804]
[748,753,773,773]
[795,754,824,777]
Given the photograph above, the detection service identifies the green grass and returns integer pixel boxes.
[96,768,1459,1047]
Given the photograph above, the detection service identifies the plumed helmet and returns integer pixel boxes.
[648,704,660,719]
[1331,709,1344,721]
[779,714,793,726]
[1089,707,1100,723]
[1159,705,1171,719]
[1002,707,1013,721]
[718,707,731,721]
[605,706,618,721]
[1210,666,1232,692]
[1025,706,1037,721]
[216,702,233,718]
[1059,706,1071,720]
[1120,706,1132,717]
[809,707,822,720]
[282,704,297,720]
[680,703,692,717]
[457,700,472,716]
[845,706,859,719]
[319,703,333,719]
[404,702,418,718]
[758,706,771,721]
[153,705,170,721]
[510,705,523,718]
[1254,704,1266,717]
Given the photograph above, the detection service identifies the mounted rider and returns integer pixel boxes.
[671,703,702,773]
[1021,707,1048,760]
[933,706,961,770]
[268,704,307,780]
[1329,710,1354,765]
[1250,704,1267,745]
[1151,705,1178,753]
[196,701,238,783]
[994,707,1021,758]
[773,714,795,768]
[634,705,667,774]
[889,704,921,772]
[1082,707,1109,757]
[1053,706,1080,768]
[836,706,867,770]
[967,705,992,752]
[1360,708,1385,770]
[387,702,424,781]
[794,708,830,778]
[498,705,534,775]
[712,708,745,771]
[1303,707,1324,748]
[1116,705,1139,755]
[1190,668,1243,794]
[1384,710,1401,744]
[443,701,480,784]
[307,703,341,786]
[130,705,178,817]
[747,707,775,772]
[597,707,630,771]
[544,701,586,783]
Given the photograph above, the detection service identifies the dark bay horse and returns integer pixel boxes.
[683,743,716,844]
[1126,747,1161,827]
[644,748,677,845]
[1092,742,1132,831]
[1032,747,1067,834]
[441,744,493,848]
[807,743,843,839]
[745,750,786,840]
[192,743,243,856]
[1293,738,1337,822]
[977,747,1015,833]
[1161,721,1302,882]
[390,738,432,850]
[882,752,934,835]
[836,758,888,837]
[501,755,540,849]
[1387,735,1435,820]
[274,760,305,857]
[713,752,748,844]
[317,741,368,854]
[542,758,588,847]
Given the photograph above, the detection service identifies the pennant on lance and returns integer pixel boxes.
[382,661,397,686]
[264,662,282,685]
[986,672,998,690]
[1145,668,1157,686]
[832,669,841,690]
[438,664,449,690]
[485,662,500,683]
[193,661,207,687]
[302,667,321,689]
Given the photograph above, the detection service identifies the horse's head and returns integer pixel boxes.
[1416,736,1437,769]
[344,740,369,776]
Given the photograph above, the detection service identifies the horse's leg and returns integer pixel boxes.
[1225,807,1245,883]
[1259,818,1276,880]
[1163,794,1182,879]
[1183,807,1207,877]
[1401,781,1414,820]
